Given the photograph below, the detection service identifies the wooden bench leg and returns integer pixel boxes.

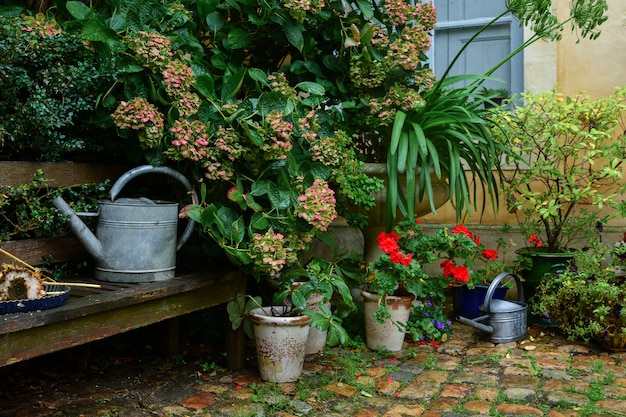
[224,306,246,370]
[161,318,180,356]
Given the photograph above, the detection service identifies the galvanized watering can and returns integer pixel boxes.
[52,165,196,283]
[456,272,527,343]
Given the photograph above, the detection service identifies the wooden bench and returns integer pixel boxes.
[0,162,246,369]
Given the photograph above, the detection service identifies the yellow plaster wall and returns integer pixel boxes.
[558,0,626,98]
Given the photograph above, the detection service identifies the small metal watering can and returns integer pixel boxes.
[457,272,528,343]
[52,165,196,283]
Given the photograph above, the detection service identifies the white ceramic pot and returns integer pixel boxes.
[303,291,330,354]
[249,306,311,383]
[361,290,414,352]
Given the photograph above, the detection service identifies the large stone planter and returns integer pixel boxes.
[361,163,449,261]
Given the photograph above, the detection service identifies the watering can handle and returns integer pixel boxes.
[482,272,525,315]
[109,165,198,251]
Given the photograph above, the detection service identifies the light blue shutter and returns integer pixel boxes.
[432,0,523,94]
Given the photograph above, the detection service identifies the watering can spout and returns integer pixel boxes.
[456,315,494,334]
[52,196,104,264]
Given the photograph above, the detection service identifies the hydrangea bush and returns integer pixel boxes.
[35,0,442,278]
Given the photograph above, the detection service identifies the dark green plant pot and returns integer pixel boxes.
[516,248,575,302]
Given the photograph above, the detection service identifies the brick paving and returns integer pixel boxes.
[2,321,626,416]
[176,323,626,416]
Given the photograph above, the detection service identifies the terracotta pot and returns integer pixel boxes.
[361,290,414,352]
[595,332,626,352]
[249,306,311,383]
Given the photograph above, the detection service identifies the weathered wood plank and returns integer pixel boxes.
[0,236,88,266]
[0,271,246,365]
[0,269,244,335]
[0,161,129,187]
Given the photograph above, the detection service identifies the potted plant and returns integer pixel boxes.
[227,293,312,383]
[396,222,515,320]
[274,255,361,354]
[532,240,626,351]
[491,88,626,300]
[33,0,383,266]
[226,254,360,380]
[363,217,459,351]
[431,229,516,320]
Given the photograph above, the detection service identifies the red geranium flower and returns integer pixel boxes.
[451,224,480,245]
[377,232,400,254]
[451,224,471,238]
[528,233,543,248]
[390,250,404,264]
[481,249,499,260]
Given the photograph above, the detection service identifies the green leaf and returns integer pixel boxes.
[268,186,291,210]
[108,14,126,32]
[390,111,407,154]
[82,18,119,43]
[291,290,307,310]
[249,68,269,86]
[333,279,357,311]
[386,153,399,231]
[196,0,221,20]
[230,216,246,244]
[356,0,374,19]
[194,74,215,99]
[221,67,246,101]
[296,81,325,95]
[283,19,304,51]
[226,28,253,49]
[226,293,246,330]
[205,11,225,32]
[66,1,91,20]
[396,131,409,174]
[250,212,269,230]
[245,194,263,211]
[196,205,217,230]
[223,246,252,265]
[307,311,330,331]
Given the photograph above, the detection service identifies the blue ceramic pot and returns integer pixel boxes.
[453,284,508,319]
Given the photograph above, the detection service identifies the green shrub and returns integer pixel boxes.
[0,170,109,241]
[0,14,120,162]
